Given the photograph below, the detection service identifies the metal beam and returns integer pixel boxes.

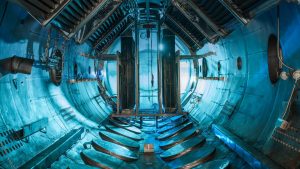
[93,16,134,50]
[77,2,122,44]
[134,10,140,115]
[157,22,163,114]
[218,0,250,25]
[98,20,135,53]
[176,52,182,113]
[170,1,218,43]
[68,78,97,84]
[111,113,188,117]
[212,125,281,169]
[12,0,71,26]
[66,0,113,38]
[180,51,217,60]
[249,0,280,18]
[164,14,204,49]
[80,53,118,60]
[19,128,84,169]
[184,0,228,37]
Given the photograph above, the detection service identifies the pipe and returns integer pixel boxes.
[0,56,34,77]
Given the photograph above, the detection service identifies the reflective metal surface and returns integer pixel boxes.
[159,128,199,150]
[109,119,142,134]
[99,131,140,150]
[160,136,206,161]
[105,125,142,141]
[67,163,98,169]
[92,139,138,162]
[81,149,124,169]
[193,159,230,169]
[167,146,216,169]
[157,122,193,140]
[157,118,189,134]
[1,1,300,168]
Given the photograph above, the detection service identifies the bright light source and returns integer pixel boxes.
[159,44,164,51]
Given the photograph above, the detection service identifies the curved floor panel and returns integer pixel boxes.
[67,163,99,169]
[159,128,199,150]
[170,115,184,122]
[167,146,216,169]
[99,131,140,150]
[158,120,171,128]
[109,120,142,134]
[81,150,124,169]
[92,139,138,162]
[160,136,206,161]
[157,118,189,134]
[157,122,193,141]
[105,125,143,141]
[193,159,230,169]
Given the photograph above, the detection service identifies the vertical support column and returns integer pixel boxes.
[135,11,140,115]
[118,30,135,113]
[176,51,182,113]
[117,53,120,114]
[157,22,163,114]
[161,29,178,113]
[140,117,143,128]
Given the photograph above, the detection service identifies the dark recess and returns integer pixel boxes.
[267,34,283,84]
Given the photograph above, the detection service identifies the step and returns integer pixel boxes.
[105,125,142,141]
[66,163,98,169]
[167,146,216,169]
[159,128,200,150]
[91,139,138,162]
[109,120,142,134]
[99,131,140,150]
[81,149,124,169]
[160,136,206,161]
[193,159,230,169]
[157,118,189,134]
[157,122,193,141]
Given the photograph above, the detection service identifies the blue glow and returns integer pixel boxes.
[159,43,164,51]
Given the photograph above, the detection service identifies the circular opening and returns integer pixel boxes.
[202,58,208,78]
[268,34,283,84]
[237,57,242,70]
[88,66,91,75]
[217,61,221,72]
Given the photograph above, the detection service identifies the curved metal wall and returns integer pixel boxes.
[0,1,300,168]
[184,2,300,164]
[0,2,109,168]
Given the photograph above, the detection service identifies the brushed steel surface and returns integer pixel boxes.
[159,128,199,150]
[105,125,143,141]
[157,122,193,140]
[160,135,206,161]
[99,130,140,150]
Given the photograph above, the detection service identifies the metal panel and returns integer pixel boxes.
[13,118,48,140]
[218,0,250,25]
[117,30,136,113]
[161,29,179,113]
[19,128,84,169]
[212,125,281,169]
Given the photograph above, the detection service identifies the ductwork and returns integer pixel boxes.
[0,56,34,77]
